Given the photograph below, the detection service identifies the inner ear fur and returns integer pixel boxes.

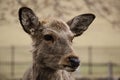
[18,7,40,35]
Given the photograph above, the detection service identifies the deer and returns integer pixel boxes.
[18,7,95,80]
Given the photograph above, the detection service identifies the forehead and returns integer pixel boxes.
[40,19,74,37]
[42,19,70,32]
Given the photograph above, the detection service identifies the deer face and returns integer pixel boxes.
[18,7,95,72]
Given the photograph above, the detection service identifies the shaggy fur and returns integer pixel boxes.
[18,7,95,80]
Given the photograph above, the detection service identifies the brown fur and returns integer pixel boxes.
[18,7,95,80]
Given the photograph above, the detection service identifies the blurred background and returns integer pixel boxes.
[0,0,120,80]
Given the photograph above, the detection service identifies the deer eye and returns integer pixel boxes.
[44,34,54,42]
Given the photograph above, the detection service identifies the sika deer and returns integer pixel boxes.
[18,7,95,80]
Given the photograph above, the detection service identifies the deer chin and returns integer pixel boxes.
[62,65,78,72]
[65,67,76,72]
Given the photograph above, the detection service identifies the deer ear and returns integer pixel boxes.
[18,7,40,35]
[67,14,95,37]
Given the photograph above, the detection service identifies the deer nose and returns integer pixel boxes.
[68,57,80,68]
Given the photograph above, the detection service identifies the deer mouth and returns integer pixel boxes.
[63,65,78,72]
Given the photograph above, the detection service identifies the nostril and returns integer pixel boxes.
[69,57,80,68]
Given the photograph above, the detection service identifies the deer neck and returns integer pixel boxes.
[32,63,61,80]
[32,62,72,80]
